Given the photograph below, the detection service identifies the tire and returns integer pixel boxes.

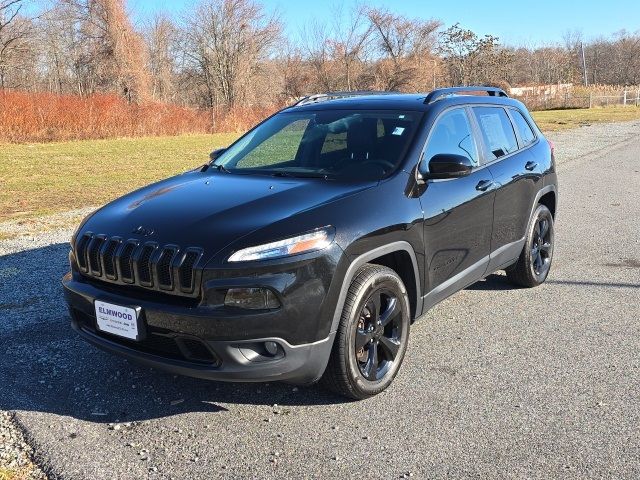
[506,203,555,287]
[320,263,410,400]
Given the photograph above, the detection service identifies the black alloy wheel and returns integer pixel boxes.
[506,203,555,287]
[354,289,404,381]
[531,215,552,277]
[321,263,410,400]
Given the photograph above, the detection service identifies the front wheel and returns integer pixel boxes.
[320,264,410,400]
[506,203,555,287]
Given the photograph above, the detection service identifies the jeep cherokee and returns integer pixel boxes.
[63,87,558,399]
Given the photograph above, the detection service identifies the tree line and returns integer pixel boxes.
[1,0,639,110]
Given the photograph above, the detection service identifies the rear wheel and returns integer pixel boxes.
[320,263,410,400]
[506,204,554,287]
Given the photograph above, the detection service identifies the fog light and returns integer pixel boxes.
[264,341,279,356]
[224,288,280,310]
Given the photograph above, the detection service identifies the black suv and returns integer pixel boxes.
[63,87,557,399]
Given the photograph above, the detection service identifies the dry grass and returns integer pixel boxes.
[0,133,238,224]
[1,105,639,233]
[0,90,276,143]
[0,463,42,480]
[0,468,17,480]
[532,105,640,131]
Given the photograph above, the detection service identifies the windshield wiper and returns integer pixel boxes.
[214,163,231,174]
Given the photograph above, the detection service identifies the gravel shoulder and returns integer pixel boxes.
[1,120,639,479]
[0,412,46,480]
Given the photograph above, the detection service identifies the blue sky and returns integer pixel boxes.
[130,0,640,46]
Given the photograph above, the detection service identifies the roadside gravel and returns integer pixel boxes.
[545,118,640,168]
[0,412,46,480]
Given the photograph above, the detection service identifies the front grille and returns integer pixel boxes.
[75,232,203,298]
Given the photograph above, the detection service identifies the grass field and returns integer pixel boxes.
[533,105,640,131]
[1,106,639,231]
[0,133,238,225]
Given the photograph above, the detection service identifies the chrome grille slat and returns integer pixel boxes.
[102,238,121,280]
[136,244,156,286]
[156,247,177,289]
[179,250,201,293]
[75,233,91,272]
[119,241,138,282]
[73,233,201,298]
[88,236,106,276]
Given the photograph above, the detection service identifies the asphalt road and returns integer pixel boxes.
[1,126,639,479]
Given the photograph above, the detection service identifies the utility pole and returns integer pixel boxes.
[433,59,436,89]
[580,42,588,87]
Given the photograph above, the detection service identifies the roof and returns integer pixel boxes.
[285,93,430,112]
[283,87,523,113]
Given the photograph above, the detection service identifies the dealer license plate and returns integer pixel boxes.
[94,300,139,340]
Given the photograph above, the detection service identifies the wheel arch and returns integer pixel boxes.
[538,190,556,218]
[530,184,557,220]
[330,242,422,334]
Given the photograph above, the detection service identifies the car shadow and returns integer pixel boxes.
[0,243,351,425]
[465,273,518,291]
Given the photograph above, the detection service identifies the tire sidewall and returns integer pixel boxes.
[524,204,554,284]
[343,271,410,396]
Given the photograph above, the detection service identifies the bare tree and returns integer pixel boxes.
[278,41,310,100]
[182,0,281,108]
[0,0,33,88]
[330,3,372,90]
[366,7,440,90]
[438,23,509,86]
[40,0,150,101]
[300,20,340,92]
[144,13,177,102]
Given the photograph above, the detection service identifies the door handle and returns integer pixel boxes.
[475,179,494,191]
[525,161,538,171]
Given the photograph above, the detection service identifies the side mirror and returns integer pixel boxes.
[423,154,474,180]
[209,147,227,162]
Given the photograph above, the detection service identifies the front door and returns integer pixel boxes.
[419,107,496,309]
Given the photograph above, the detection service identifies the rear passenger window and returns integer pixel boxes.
[472,107,518,161]
[510,110,536,146]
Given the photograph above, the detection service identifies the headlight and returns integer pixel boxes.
[228,227,334,262]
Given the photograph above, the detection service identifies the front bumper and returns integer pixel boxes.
[62,266,338,384]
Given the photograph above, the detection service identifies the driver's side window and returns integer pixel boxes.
[420,108,479,174]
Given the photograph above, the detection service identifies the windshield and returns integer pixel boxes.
[214,110,423,180]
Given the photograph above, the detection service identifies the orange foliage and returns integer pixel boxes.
[0,90,278,143]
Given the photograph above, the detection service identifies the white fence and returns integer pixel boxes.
[512,89,640,111]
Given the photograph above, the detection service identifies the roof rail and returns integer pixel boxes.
[424,86,508,104]
[293,91,397,107]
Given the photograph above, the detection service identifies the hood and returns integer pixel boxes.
[80,170,374,262]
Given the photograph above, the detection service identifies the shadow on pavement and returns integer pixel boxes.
[465,273,516,291]
[0,243,349,425]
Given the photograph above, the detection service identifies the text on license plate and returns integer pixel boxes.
[94,300,139,340]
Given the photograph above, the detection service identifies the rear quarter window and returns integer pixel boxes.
[510,109,536,146]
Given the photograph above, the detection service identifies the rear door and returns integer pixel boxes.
[471,106,543,271]
[419,106,496,309]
